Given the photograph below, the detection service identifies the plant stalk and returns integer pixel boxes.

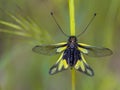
[69,0,76,90]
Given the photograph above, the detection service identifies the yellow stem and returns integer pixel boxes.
[69,0,75,36]
[69,0,76,90]
[71,69,75,90]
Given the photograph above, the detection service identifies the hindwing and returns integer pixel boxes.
[74,53,94,76]
[49,53,69,75]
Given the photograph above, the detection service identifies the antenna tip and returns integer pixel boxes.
[94,13,97,16]
[50,12,53,15]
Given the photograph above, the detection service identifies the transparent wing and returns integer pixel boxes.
[32,42,67,55]
[49,53,69,75]
[78,43,113,57]
[74,53,94,76]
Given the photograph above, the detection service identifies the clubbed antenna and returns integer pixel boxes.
[50,12,69,37]
[77,13,97,37]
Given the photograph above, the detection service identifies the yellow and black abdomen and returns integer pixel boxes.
[63,46,81,67]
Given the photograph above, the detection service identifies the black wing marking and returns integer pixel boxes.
[32,42,67,55]
[78,43,113,57]
[74,53,94,76]
[49,53,69,75]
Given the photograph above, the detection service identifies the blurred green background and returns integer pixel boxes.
[0,0,120,90]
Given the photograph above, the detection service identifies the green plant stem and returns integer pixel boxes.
[69,0,75,36]
[69,0,76,90]
[71,69,75,90]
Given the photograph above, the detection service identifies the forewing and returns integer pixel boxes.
[74,53,94,76]
[78,43,113,57]
[32,42,67,55]
[49,53,69,75]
